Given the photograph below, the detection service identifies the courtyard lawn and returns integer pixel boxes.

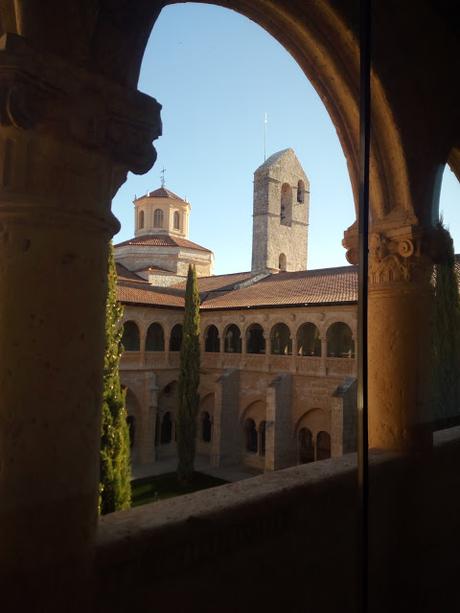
[131,471,228,507]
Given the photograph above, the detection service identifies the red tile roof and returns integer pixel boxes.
[136,187,186,201]
[116,257,460,310]
[117,265,358,309]
[117,282,185,308]
[200,266,358,309]
[114,234,211,253]
[115,263,148,284]
[173,271,257,293]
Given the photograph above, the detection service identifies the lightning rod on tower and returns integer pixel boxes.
[263,112,268,161]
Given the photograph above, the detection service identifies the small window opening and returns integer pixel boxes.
[154,208,164,228]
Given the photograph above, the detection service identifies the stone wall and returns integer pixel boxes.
[96,428,460,613]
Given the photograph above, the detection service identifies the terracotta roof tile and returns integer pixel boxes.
[115,263,148,284]
[135,187,186,201]
[117,281,185,308]
[200,266,358,309]
[173,271,257,293]
[114,234,211,253]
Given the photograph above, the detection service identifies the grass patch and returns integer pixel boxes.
[131,471,228,507]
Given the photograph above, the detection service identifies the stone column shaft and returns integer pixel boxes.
[345,228,435,451]
[0,32,161,609]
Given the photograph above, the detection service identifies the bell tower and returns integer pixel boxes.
[251,148,309,273]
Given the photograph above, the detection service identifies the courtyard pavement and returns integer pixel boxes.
[132,456,261,483]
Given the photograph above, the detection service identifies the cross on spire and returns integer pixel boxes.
[160,167,166,187]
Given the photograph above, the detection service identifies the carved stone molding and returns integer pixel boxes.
[0,32,162,176]
[343,221,437,288]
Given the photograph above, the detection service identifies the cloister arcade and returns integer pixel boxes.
[121,316,356,359]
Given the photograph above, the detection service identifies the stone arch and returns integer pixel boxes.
[138,209,145,229]
[259,420,267,457]
[447,147,460,185]
[316,431,331,460]
[159,379,178,400]
[153,208,164,228]
[201,411,212,443]
[198,392,214,446]
[121,320,140,352]
[326,322,354,358]
[169,323,183,352]
[296,322,321,356]
[136,0,415,225]
[270,322,292,355]
[280,182,292,226]
[204,324,220,352]
[246,323,266,354]
[160,411,173,444]
[224,324,242,353]
[278,253,287,271]
[241,399,266,429]
[298,427,314,464]
[157,380,178,449]
[145,322,165,352]
[295,408,329,437]
[243,418,258,453]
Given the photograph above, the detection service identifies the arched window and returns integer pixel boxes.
[246,323,265,354]
[224,324,242,353]
[244,418,258,453]
[160,412,172,444]
[316,431,331,460]
[326,322,354,357]
[169,324,183,351]
[259,421,266,456]
[145,322,165,351]
[121,321,140,351]
[153,208,164,228]
[205,325,220,352]
[270,323,292,355]
[138,209,145,229]
[280,182,292,226]
[173,211,180,230]
[297,180,305,203]
[298,427,314,464]
[126,415,135,449]
[297,323,321,356]
[202,411,212,443]
[278,253,287,271]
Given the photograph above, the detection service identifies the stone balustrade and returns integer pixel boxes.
[120,350,354,386]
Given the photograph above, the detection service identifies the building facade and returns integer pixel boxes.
[115,150,357,473]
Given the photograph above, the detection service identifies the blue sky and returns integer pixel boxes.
[112,3,459,274]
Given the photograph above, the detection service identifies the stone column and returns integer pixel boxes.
[320,337,328,376]
[0,34,161,609]
[291,331,298,373]
[345,227,435,451]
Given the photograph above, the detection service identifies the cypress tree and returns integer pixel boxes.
[99,243,132,514]
[177,264,201,484]
[432,222,460,424]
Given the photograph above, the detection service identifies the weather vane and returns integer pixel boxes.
[160,167,166,187]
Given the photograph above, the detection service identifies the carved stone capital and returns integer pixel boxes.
[368,232,422,285]
[0,32,162,175]
[343,221,438,289]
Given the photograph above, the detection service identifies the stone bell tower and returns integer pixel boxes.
[251,148,310,272]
